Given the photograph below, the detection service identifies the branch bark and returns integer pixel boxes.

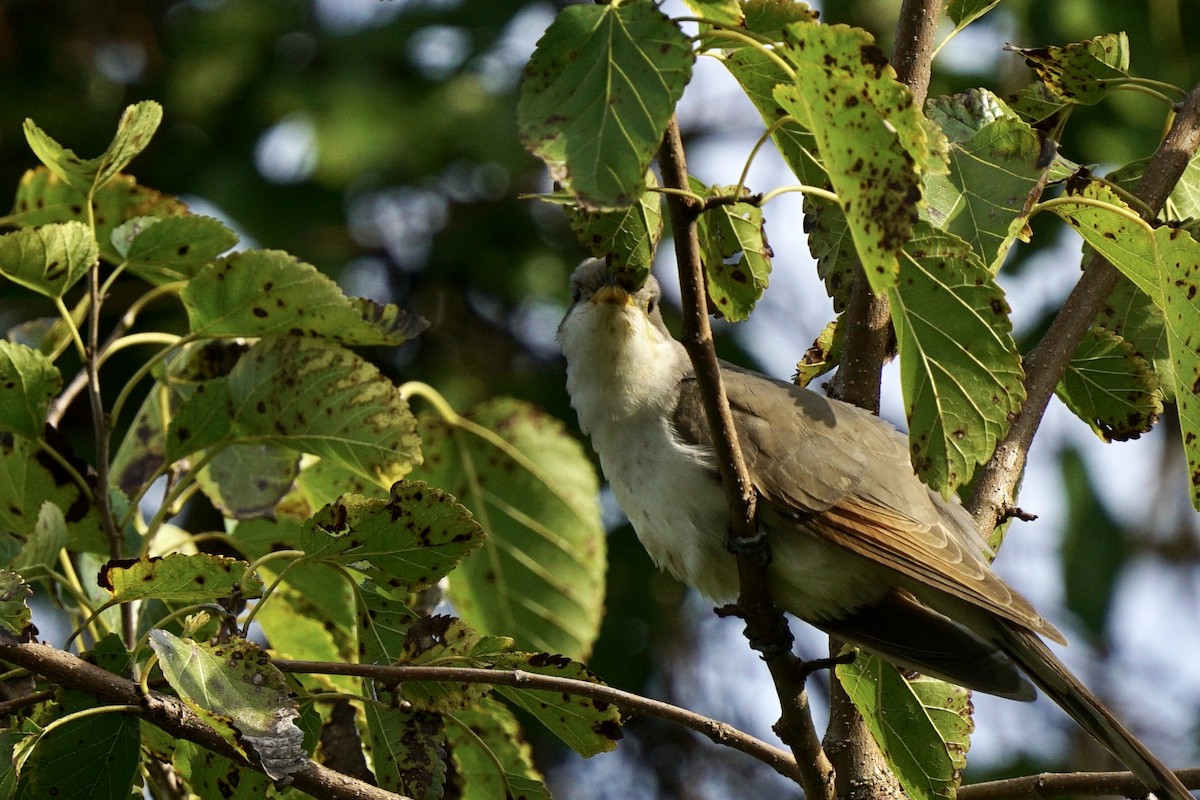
[658,116,836,800]
[958,767,1200,800]
[967,81,1200,533]
[0,639,405,800]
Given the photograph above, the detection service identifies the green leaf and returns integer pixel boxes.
[774,21,935,292]
[448,698,552,800]
[888,224,1025,493]
[411,398,605,660]
[0,221,97,299]
[181,249,428,345]
[803,197,857,311]
[1057,327,1162,441]
[924,89,1051,270]
[0,569,33,636]
[0,341,61,439]
[945,0,1001,27]
[518,1,693,210]
[494,651,622,757]
[147,631,305,782]
[97,553,263,603]
[388,614,498,713]
[0,432,104,553]
[172,740,272,800]
[680,0,743,26]
[23,101,162,195]
[112,214,239,284]
[794,317,844,388]
[196,443,300,519]
[356,585,417,665]
[837,652,971,800]
[9,168,189,265]
[302,480,486,592]
[1060,448,1127,640]
[1107,152,1200,223]
[168,337,421,487]
[1096,275,1175,400]
[1006,33,1131,106]
[566,174,663,287]
[364,707,446,800]
[739,0,820,38]
[12,502,68,582]
[691,178,772,321]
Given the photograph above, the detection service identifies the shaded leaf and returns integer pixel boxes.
[23,101,162,194]
[172,740,272,800]
[945,0,1001,27]
[391,615,501,713]
[0,432,104,553]
[838,652,970,800]
[168,337,421,487]
[365,707,446,800]
[97,553,263,604]
[12,502,68,582]
[181,250,427,345]
[196,443,300,519]
[0,341,61,439]
[112,214,239,284]
[1007,33,1131,106]
[518,1,693,210]
[0,569,33,636]
[804,197,857,311]
[691,178,772,321]
[302,480,486,593]
[566,174,663,287]
[449,698,552,800]
[1107,152,1200,223]
[148,631,305,783]
[0,222,97,299]
[411,398,605,660]
[739,0,819,38]
[889,224,1025,493]
[1057,327,1162,441]
[794,317,844,388]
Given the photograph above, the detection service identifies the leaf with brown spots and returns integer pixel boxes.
[888,223,1025,494]
[517,1,693,211]
[0,341,60,439]
[1007,33,1131,107]
[98,552,263,603]
[493,651,622,757]
[0,569,33,637]
[794,316,844,388]
[691,178,772,321]
[167,337,420,487]
[23,101,162,195]
[11,502,68,583]
[171,740,272,800]
[111,214,238,285]
[410,397,605,661]
[148,630,305,783]
[1095,275,1175,401]
[195,443,300,520]
[364,707,447,800]
[838,652,972,800]
[301,480,486,592]
[1056,327,1162,442]
[565,172,663,287]
[0,221,97,299]
[0,431,105,553]
[449,698,552,800]
[181,249,428,346]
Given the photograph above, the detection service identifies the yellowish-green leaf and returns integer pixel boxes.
[566,174,663,288]
[147,631,305,782]
[691,178,772,321]
[112,214,238,284]
[1007,33,1131,106]
[364,707,446,800]
[196,444,300,520]
[0,570,32,636]
[23,101,162,195]
[97,553,263,603]
[12,503,67,582]
[1096,275,1175,400]
[837,652,971,800]
[172,740,271,800]
[889,224,1025,493]
[681,0,743,26]
[794,317,844,388]
[518,1,693,210]
[411,397,605,660]
[1057,327,1162,441]
[0,341,61,439]
[0,222,97,299]
[448,698,552,800]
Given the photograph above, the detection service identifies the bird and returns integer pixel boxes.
[557,258,1190,800]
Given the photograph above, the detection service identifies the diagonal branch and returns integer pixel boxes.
[959,767,1200,800]
[658,115,835,800]
[967,81,1200,533]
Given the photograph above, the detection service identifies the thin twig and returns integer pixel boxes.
[658,115,835,800]
[0,639,406,800]
[967,81,1200,535]
[959,768,1200,800]
[274,658,800,781]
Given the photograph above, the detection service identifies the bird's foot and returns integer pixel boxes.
[798,651,856,680]
[724,525,770,567]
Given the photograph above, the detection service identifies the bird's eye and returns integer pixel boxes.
[571,286,583,303]
[647,296,657,313]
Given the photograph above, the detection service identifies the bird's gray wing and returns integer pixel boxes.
[672,366,1064,644]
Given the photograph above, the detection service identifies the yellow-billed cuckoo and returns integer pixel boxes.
[558,259,1188,800]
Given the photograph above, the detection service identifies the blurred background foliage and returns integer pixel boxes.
[2,0,1199,796]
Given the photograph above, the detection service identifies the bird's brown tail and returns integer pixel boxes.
[1002,627,1192,800]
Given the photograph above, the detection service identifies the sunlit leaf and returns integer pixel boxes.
[147,631,305,783]
[0,222,96,299]
[794,317,844,388]
[97,553,263,603]
[889,224,1025,493]
[0,341,61,439]
[566,174,663,287]
[690,178,772,321]
[1107,152,1200,223]
[518,1,693,210]
[680,0,742,26]
[112,214,239,284]
[838,652,971,800]
[12,502,67,582]
[181,249,428,345]
[411,398,605,660]
[449,698,552,800]
[1057,327,1161,441]
[1006,32,1131,106]
[23,101,162,194]
[1096,275,1175,400]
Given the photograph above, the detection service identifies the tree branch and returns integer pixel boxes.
[658,115,836,800]
[0,639,405,800]
[959,767,1200,800]
[967,81,1200,533]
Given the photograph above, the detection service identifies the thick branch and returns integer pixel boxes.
[0,639,404,800]
[959,768,1200,800]
[275,658,799,781]
[968,81,1200,533]
[658,116,835,800]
